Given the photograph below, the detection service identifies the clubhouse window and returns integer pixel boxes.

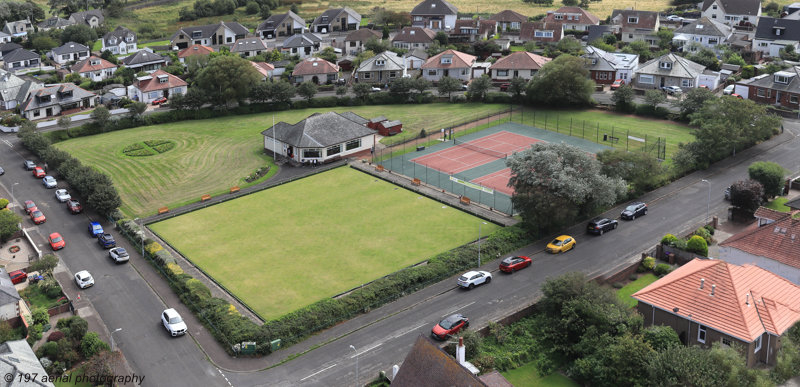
[303,149,321,158]
[327,144,342,156]
[346,139,361,150]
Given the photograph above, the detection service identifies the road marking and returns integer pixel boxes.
[300,364,337,381]
[392,323,426,339]
[2,140,11,147]
[217,369,233,387]
[442,301,475,318]
[351,343,381,358]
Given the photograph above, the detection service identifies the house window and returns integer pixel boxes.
[712,4,717,9]
[149,92,159,99]
[757,88,765,97]
[441,57,452,64]
[628,17,638,24]
[346,139,361,150]
[326,144,342,156]
[303,149,321,158]
[774,27,784,36]
[775,75,790,84]
[791,95,799,104]
[639,74,654,84]
[349,41,356,47]
[698,325,707,343]
[681,79,693,87]
[712,14,717,18]
[428,70,437,76]
[511,22,520,29]
[414,16,422,21]
[554,14,563,20]
[363,72,371,79]
[660,62,672,69]
[598,72,609,80]
[754,335,762,353]
[497,70,508,76]
[722,337,733,346]
[389,71,397,78]
[33,110,40,117]
[708,38,718,45]
[534,30,554,38]
[61,54,69,60]
[376,59,385,66]
[461,69,467,75]
[628,34,634,39]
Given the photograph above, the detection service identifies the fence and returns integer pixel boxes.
[378,107,514,148]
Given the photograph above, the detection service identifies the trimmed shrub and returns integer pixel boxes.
[165,262,184,277]
[612,282,624,289]
[80,332,109,358]
[654,263,673,277]
[32,308,49,325]
[154,250,175,266]
[642,256,656,270]
[0,199,8,209]
[703,224,715,235]
[694,227,713,245]
[661,234,678,245]
[686,235,709,256]
[47,331,65,342]
[145,241,163,255]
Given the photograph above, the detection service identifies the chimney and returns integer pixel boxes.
[700,278,705,289]
[711,284,716,296]
[746,294,750,306]
[456,336,466,365]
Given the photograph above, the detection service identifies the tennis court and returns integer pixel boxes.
[411,131,542,175]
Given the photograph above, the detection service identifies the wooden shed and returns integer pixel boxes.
[375,119,402,136]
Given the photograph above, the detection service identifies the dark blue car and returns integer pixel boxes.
[88,222,104,237]
[97,233,116,248]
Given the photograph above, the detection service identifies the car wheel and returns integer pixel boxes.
[644,209,648,215]
[469,283,474,290]
[631,215,635,220]
[599,229,604,235]
[465,321,470,328]
[613,223,618,229]
[511,267,516,273]
[485,277,491,284]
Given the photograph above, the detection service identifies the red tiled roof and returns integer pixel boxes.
[251,61,274,77]
[720,211,800,269]
[177,44,214,58]
[519,21,564,41]
[72,56,117,74]
[392,27,437,44]
[542,6,600,25]
[135,69,187,92]
[754,207,787,222]
[490,51,550,70]
[421,49,476,69]
[292,57,339,76]
[633,258,800,341]
[489,10,528,23]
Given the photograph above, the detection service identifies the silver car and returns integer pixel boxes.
[42,176,57,188]
[109,247,130,263]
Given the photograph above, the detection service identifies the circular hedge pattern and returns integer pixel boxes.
[123,140,176,157]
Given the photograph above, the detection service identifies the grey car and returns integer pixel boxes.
[109,247,130,263]
[24,160,35,170]
[42,176,57,188]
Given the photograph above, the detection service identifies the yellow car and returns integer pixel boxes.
[546,235,576,253]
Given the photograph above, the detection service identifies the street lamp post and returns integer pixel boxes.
[478,221,487,267]
[349,345,358,387]
[110,328,122,352]
[701,179,711,223]
[11,182,19,199]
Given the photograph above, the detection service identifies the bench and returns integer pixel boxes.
[230,186,240,194]
[201,194,211,201]
[376,165,385,172]
[158,207,169,214]
[459,196,471,205]
[412,178,421,186]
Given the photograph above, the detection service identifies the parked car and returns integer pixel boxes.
[431,313,469,340]
[610,79,625,90]
[0,166,4,175]
[109,247,130,263]
[499,256,532,273]
[97,233,116,248]
[88,222,103,237]
[30,210,45,225]
[723,84,735,95]
[74,270,94,289]
[55,189,71,202]
[162,308,187,336]
[151,97,168,105]
[587,217,618,235]
[24,200,37,214]
[724,185,731,200]
[546,235,576,253]
[457,271,492,289]
[621,202,648,220]
[48,232,65,250]
[461,83,468,90]
[42,176,57,188]
[8,270,27,284]
[370,86,382,92]
[499,83,510,91]
[662,85,682,95]
[731,93,743,99]
[67,200,82,214]
[33,166,45,178]
[666,15,684,22]
[24,160,36,170]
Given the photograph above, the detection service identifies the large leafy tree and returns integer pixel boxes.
[508,76,527,98]
[597,149,664,195]
[296,81,318,101]
[466,74,490,101]
[60,24,97,47]
[352,82,372,100]
[437,76,462,98]
[675,87,715,119]
[622,40,653,62]
[526,55,595,107]
[748,161,786,198]
[0,1,45,24]
[730,179,764,214]
[508,143,626,235]
[196,55,262,107]
[0,210,21,243]
[270,80,296,104]
[611,84,635,112]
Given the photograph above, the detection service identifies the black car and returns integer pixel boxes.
[621,202,647,220]
[587,217,618,235]
[97,233,116,248]
[24,160,36,170]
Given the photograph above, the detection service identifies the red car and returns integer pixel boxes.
[431,314,469,340]
[30,210,45,225]
[499,83,510,91]
[151,97,167,105]
[499,255,532,273]
[731,93,743,99]
[33,166,45,178]
[24,200,37,214]
[67,199,82,214]
[610,79,625,90]
[48,233,65,250]
[8,270,27,285]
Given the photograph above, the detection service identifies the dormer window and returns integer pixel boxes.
[591,58,597,65]
[376,59,385,66]
[91,59,100,65]
[696,24,704,29]
[410,30,416,35]
[60,90,72,98]
[774,72,793,84]
[575,15,580,21]
[158,75,168,83]
[774,27,785,36]
[660,61,672,69]
[39,95,50,103]
[554,14,563,20]
[321,16,328,22]
[628,17,638,24]
[109,37,117,44]
[712,4,717,9]
[441,56,452,64]
[192,31,202,38]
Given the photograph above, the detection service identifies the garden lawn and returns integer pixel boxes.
[20,284,64,310]
[616,273,658,308]
[501,362,579,387]
[764,197,791,212]
[55,103,507,217]
[150,166,499,320]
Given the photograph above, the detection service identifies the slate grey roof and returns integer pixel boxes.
[344,28,382,42]
[121,50,167,66]
[406,48,429,60]
[587,25,615,44]
[702,0,761,15]
[785,196,800,210]
[258,11,305,31]
[69,9,104,25]
[37,17,74,30]
[261,111,374,148]
[369,115,387,123]
[104,26,137,46]
[231,37,268,53]
[739,67,800,92]
[21,83,96,112]
[675,17,732,37]
[51,41,90,55]
[339,111,368,125]
[171,22,249,41]
[3,48,38,63]
[312,7,360,27]
[392,27,436,44]
[357,51,405,72]
[0,43,22,57]
[0,340,52,387]
[637,53,706,79]
[0,70,41,104]
[411,0,458,16]
[755,17,800,41]
[282,33,322,48]
[0,269,20,307]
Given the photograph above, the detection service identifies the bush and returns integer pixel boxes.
[694,227,713,245]
[661,234,678,246]
[612,282,624,289]
[80,332,109,358]
[47,331,65,342]
[642,256,656,270]
[703,224,715,235]
[686,235,709,256]
[27,324,42,345]
[654,263,673,277]
[29,254,59,274]
[0,199,8,209]
[145,241,163,255]
[39,341,59,359]
[32,307,49,325]
[629,274,638,281]
[165,262,184,277]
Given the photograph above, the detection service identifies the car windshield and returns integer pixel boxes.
[52,236,62,242]
[116,248,127,255]
[169,315,183,324]
[32,211,42,217]
[26,202,35,208]
[458,276,468,281]
[551,239,564,246]
[79,274,91,281]
[440,316,460,329]
[93,225,101,231]
[501,258,513,264]
[625,205,638,212]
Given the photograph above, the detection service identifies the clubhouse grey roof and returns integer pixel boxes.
[51,41,90,55]
[369,115,387,123]
[411,0,458,16]
[382,120,402,127]
[231,37,268,53]
[357,51,405,72]
[637,53,706,79]
[104,26,137,46]
[171,21,249,41]
[121,50,167,66]
[258,11,305,31]
[261,111,374,148]
[755,17,800,41]
[701,0,760,15]
[282,33,322,48]
[339,111,368,125]
[675,17,732,37]
[0,340,52,387]
[0,269,20,307]
[3,48,38,63]
[37,17,74,30]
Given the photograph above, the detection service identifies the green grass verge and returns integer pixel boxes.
[140,39,170,48]
[764,197,791,212]
[54,368,92,387]
[509,46,526,52]
[55,103,507,217]
[92,40,102,51]
[19,284,65,310]
[616,273,658,308]
[501,362,579,387]
[150,167,499,320]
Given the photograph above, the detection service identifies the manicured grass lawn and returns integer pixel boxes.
[55,103,507,217]
[150,167,499,320]
[19,284,65,310]
[502,361,579,387]
[616,273,658,308]
[139,39,170,48]
[764,197,791,212]
[92,40,101,51]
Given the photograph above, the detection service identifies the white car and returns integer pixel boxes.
[161,308,187,336]
[457,270,492,289]
[55,189,71,202]
[662,85,683,95]
[74,270,94,289]
[666,15,684,22]
[723,84,735,95]
[370,86,382,92]
[109,247,130,263]
[42,176,57,188]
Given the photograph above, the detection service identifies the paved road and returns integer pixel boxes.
[0,138,228,386]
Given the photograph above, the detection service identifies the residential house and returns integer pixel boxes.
[37,17,75,31]
[291,57,339,84]
[0,269,20,321]
[356,51,406,84]
[541,7,600,32]
[753,17,800,57]
[421,49,476,82]
[270,59,290,77]
[311,7,361,33]
[634,53,720,90]
[2,19,33,38]
[49,41,90,66]
[69,9,104,28]
[489,10,528,32]
[2,48,40,73]
[411,0,458,31]
[584,45,639,85]
[129,69,187,104]
[519,21,564,44]
[261,111,376,164]
[0,43,22,60]
[0,340,54,387]
[0,70,42,110]
[343,28,382,55]
[121,49,168,73]
[257,11,306,39]
[72,56,117,82]
[673,17,734,52]
[231,37,268,58]
[449,19,497,43]
[392,335,492,387]
[405,48,429,70]
[736,67,800,111]
[587,25,615,43]
[633,258,800,367]
[170,21,249,50]
[20,83,96,120]
[251,61,274,80]
[701,0,761,26]
[392,27,437,50]
[610,9,660,47]
[489,51,550,82]
[281,33,324,59]
[0,31,10,44]
[177,44,214,63]
[102,26,138,55]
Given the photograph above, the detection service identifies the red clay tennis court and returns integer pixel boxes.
[411,131,543,175]
[471,168,515,196]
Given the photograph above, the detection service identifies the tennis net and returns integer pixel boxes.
[453,138,507,159]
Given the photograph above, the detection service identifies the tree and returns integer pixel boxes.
[411,77,431,95]
[526,55,595,107]
[259,4,271,19]
[467,74,491,101]
[656,27,673,50]
[562,0,578,5]
[675,87,714,119]
[90,105,111,130]
[523,41,538,53]
[314,46,338,63]
[84,350,122,387]
[382,25,390,39]
[87,182,122,217]
[622,40,653,62]
[31,35,59,52]
[60,24,97,47]
[730,179,764,214]
[335,85,348,96]
[570,333,653,386]
[81,332,110,358]
[780,45,800,61]
[723,52,746,66]
[508,77,527,97]
[196,55,262,107]
[611,84,635,112]
[364,37,390,53]
[554,36,583,56]
[389,77,414,99]
[245,0,259,14]
[437,76,462,98]
[644,89,666,109]
[181,87,207,110]
[270,81,296,103]
[588,39,615,52]
[642,325,681,351]
[687,47,720,71]
[28,254,58,274]
[597,149,663,195]
[508,143,627,234]
[57,116,71,131]
[0,210,21,243]
[434,31,448,46]
[296,81,318,101]
[748,161,786,198]
[352,82,372,100]
[128,102,147,120]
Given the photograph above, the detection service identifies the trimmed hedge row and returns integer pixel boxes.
[117,218,530,356]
